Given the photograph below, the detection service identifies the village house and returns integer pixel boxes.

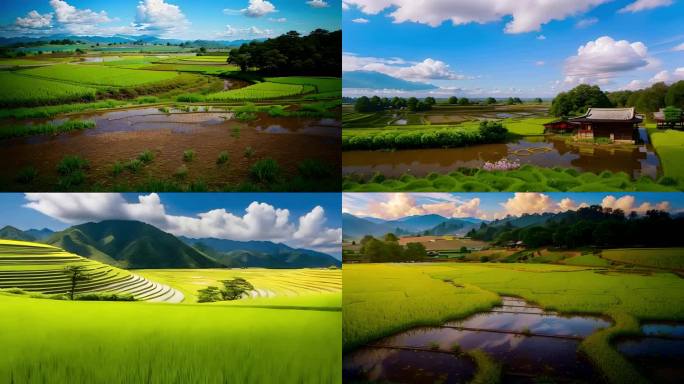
[544,107,643,144]
[654,108,684,129]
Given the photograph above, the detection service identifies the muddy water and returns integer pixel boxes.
[0,108,341,190]
[615,322,684,384]
[343,132,661,179]
[344,297,609,383]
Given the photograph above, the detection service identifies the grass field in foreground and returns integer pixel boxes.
[647,127,684,179]
[343,164,684,192]
[343,263,684,383]
[0,294,341,384]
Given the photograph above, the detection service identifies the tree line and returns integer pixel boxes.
[467,206,684,249]
[550,82,684,118]
[352,96,544,113]
[353,234,427,262]
[227,29,341,76]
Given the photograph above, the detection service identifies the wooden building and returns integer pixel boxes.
[654,108,684,129]
[567,107,643,143]
[543,119,579,133]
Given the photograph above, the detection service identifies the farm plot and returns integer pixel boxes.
[0,72,96,107]
[206,81,308,101]
[0,240,182,302]
[19,64,178,87]
[267,77,341,94]
[601,248,684,270]
[137,268,342,306]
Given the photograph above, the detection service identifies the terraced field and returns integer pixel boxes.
[138,268,342,304]
[19,64,178,87]
[206,81,309,101]
[0,240,182,303]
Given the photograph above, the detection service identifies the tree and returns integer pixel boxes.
[485,97,497,105]
[383,233,399,242]
[227,50,251,71]
[448,96,459,104]
[458,97,470,106]
[664,106,683,126]
[550,84,611,117]
[424,97,436,106]
[221,278,255,300]
[665,81,684,108]
[534,97,543,104]
[197,286,222,303]
[62,265,91,300]
[354,96,372,113]
[479,121,508,141]
[404,243,427,261]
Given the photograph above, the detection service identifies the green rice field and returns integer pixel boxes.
[601,248,684,270]
[206,82,309,101]
[0,72,96,106]
[344,262,684,383]
[19,64,179,87]
[0,239,342,383]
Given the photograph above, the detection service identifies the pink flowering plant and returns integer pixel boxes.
[482,158,521,171]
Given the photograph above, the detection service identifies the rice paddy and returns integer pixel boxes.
[0,239,342,383]
[0,72,96,106]
[206,82,309,101]
[19,64,179,87]
[343,262,684,383]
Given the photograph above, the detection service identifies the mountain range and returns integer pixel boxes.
[0,220,339,269]
[342,213,485,239]
[343,70,438,91]
[0,34,262,47]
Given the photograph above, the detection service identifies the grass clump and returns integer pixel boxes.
[15,167,38,184]
[243,146,255,159]
[174,165,188,179]
[0,120,95,139]
[110,161,124,176]
[57,155,89,176]
[468,350,502,384]
[216,151,229,165]
[250,158,281,183]
[137,150,155,164]
[124,159,143,173]
[182,149,195,162]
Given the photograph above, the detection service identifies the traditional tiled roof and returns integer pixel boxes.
[570,107,642,123]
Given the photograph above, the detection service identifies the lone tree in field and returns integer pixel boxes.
[220,278,255,300]
[62,265,91,300]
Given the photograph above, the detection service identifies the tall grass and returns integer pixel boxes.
[0,120,96,140]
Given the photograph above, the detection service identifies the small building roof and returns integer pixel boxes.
[569,107,642,123]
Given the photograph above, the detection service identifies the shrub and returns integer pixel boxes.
[174,165,188,179]
[298,159,332,178]
[183,149,195,162]
[57,155,89,176]
[74,292,136,301]
[244,146,255,159]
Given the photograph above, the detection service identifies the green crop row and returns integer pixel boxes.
[206,82,307,101]
[0,72,96,107]
[19,64,178,87]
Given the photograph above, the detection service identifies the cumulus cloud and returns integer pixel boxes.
[673,43,684,52]
[16,10,53,29]
[343,0,609,33]
[355,193,484,220]
[217,25,275,40]
[307,0,330,8]
[23,193,341,254]
[50,0,110,24]
[619,0,673,13]
[352,18,370,23]
[500,193,589,217]
[343,54,466,81]
[135,0,189,36]
[601,195,670,213]
[537,35,546,40]
[241,0,276,17]
[564,36,654,85]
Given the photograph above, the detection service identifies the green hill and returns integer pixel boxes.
[46,220,223,269]
[0,226,36,242]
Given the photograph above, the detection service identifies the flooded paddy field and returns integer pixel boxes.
[0,106,341,191]
[615,322,684,384]
[343,131,661,180]
[344,297,609,383]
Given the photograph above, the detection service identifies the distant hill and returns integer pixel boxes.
[46,220,222,269]
[425,219,478,236]
[0,34,262,47]
[386,214,450,232]
[343,70,438,91]
[343,213,486,238]
[0,226,36,241]
[181,237,341,268]
[24,228,55,240]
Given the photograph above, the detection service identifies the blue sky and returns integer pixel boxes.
[0,193,342,256]
[1,0,340,40]
[343,192,684,221]
[342,0,684,97]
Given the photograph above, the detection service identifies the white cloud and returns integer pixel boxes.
[537,35,546,40]
[343,0,609,33]
[242,0,276,17]
[650,70,670,83]
[269,17,287,23]
[16,10,53,29]
[343,54,467,81]
[620,79,646,90]
[307,0,330,8]
[575,17,598,28]
[601,195,670,213]
[352,18,370,23]
[217,25,275,40]
[50,0,110,24]
[673,43,684,51]
[23,193,341,254]
[564,36,653,85]
[535,61,545,66]
[619,0,673,13]
[501,193,589,217]
[135,0,189,37]
[342,2,350,10]
[355,193,485,220]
